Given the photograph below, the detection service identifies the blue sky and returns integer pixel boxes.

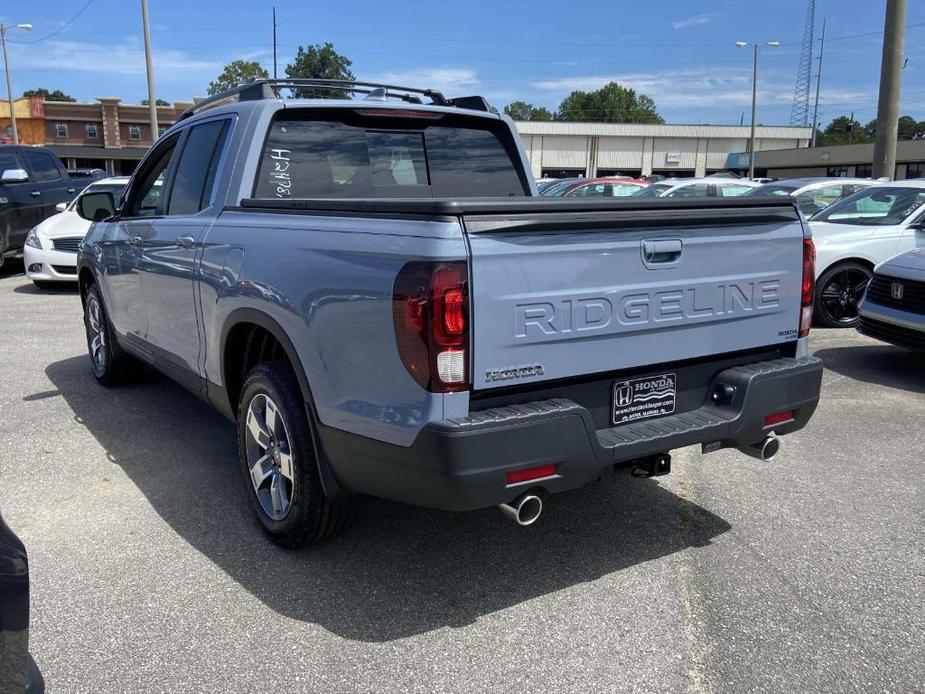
[2,0,924,127]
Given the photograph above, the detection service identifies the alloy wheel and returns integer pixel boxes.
[819,267,871,326]
[244,393,295,521]
[85,296,108,374]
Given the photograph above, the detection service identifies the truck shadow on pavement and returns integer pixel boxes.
[815,344,925,394]
[46,355,731,643]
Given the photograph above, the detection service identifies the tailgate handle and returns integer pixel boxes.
[642,239,682,266]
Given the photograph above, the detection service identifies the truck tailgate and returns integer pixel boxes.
[464,199,805,390]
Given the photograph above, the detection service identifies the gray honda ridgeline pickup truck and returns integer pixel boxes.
[75,79,823,547]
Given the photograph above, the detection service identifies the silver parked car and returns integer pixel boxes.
[632,177,760,198]
[746,177,876,217]
[857,247,925,349]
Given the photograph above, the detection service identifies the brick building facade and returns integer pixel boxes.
[1,96,194,175]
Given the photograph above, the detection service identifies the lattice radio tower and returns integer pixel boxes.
[790,0,816,126]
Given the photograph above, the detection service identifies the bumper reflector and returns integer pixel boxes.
[506,464,557,485]
[764,410,795,427]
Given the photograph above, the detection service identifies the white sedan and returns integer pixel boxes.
[809,180,925,328]
[24,177,128,287]
[632,177,760,198]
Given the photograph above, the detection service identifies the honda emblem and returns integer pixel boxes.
[891,282,904,301]
[616,385,633,407]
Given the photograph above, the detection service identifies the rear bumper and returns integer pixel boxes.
[321,356,823,511]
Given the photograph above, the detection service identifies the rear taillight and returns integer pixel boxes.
[393,260,469,392]
[799,238,815,338]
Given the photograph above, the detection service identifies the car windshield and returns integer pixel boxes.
[633,183,672,197]
[746,183,797,197]
[68,183,127,211]
[812,186,925,226]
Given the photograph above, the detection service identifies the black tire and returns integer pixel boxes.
[83,283,140,386]
[814,261,873,329]
[237,361,356,548]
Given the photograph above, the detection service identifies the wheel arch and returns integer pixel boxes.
[219,308,345,499]
[816,255,877,279]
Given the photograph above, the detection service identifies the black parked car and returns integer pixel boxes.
[0,145,77,267]
[0,513,43,693]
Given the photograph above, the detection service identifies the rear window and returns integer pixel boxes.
[253,110,527,199]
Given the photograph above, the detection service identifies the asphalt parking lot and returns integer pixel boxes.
[0,264,922,694]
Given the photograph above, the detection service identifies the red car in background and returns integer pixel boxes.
[545,177,650,198]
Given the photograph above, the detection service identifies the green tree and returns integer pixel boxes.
[816,115,872,146]
[207,59,270,96]
[556,82,663,123]
[285,42,354,98]
[141,98,171,106]
[503,101,554,121]
[22,88,76,102]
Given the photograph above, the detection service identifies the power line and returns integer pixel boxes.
[8,0,95,44]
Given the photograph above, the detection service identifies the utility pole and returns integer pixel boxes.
[737,40,779,179]
[749,43,759,179]
[272,6,278,79]
[848,112,855,145]
[141,0,158,138]
[810,17,826,147]
[1,22,32,145]
[873,0,906,179]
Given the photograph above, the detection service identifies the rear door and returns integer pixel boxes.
[139,116,231,383]
[465,201,806,390]
[22,149,76,220]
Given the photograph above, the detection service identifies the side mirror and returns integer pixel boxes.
[55,202,68,213]
[77,191,116,222]
[1,168,29,184]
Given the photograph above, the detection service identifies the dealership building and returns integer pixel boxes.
[514,121,813,179]
[745,139,925,180]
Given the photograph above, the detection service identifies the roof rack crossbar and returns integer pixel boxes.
[179,78,453,120]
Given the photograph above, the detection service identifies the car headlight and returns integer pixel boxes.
[25,228,42,249]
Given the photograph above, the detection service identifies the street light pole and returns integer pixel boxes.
[141,0,158,137]
[0,22,32,145]
[737,40,779,179]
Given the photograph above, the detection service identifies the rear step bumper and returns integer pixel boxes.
[321,356,823,511]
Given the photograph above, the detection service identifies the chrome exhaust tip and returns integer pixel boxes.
[498,493,543,526]
[740,433,780,462]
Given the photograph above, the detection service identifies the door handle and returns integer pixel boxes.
[30,190,41,197]
[128,235,143,246]
[176,235,195,249]
[67,187,76,194]
[642,239,683,266]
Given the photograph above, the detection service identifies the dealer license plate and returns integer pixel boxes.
[612,373,677,425]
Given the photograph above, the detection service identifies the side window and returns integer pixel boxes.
[24,150,62,182]
[0,150,25,176]
[166,120,229,216]
[668,184,709,198]
[717,184,754,197]
[124,136,181,218]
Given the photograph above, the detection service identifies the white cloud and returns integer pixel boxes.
[672,14,714,30]
[364,67,479,95]
[9,39,221,77]
[530,68,868,110]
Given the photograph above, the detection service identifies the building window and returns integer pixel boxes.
[826,165,849,177]
[905,163,925,179]
[855,163,872,178]
[55,123,68,138]
[85,124,98,139]
[129,125,141,141]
